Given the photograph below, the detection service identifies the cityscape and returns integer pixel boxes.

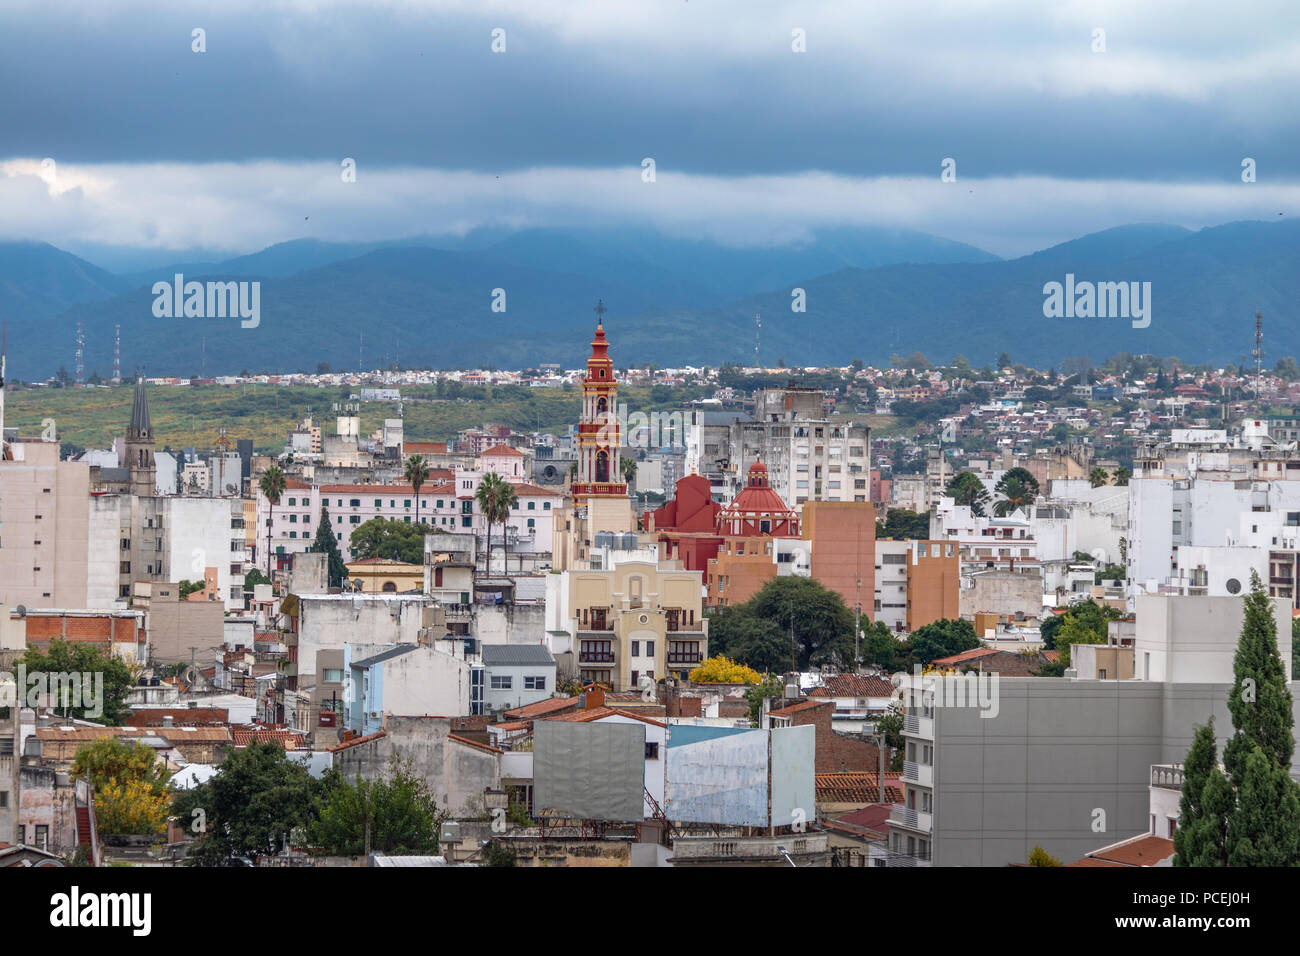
[0,0,1294,930]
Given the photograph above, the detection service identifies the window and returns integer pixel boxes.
[405,499,412,508]
[527,501,535,510]
[645,742,660,759]
[524,675,546,690]
[631,641,640,656]
[490,675,513,690]
[288,497,296,506]
[375,499,382,507]
[35,825,48,850]
[0,790,7,808]
[350,516,360,524]
[323,669,343,683]
[350,499,361,508]
[646,641,654,657]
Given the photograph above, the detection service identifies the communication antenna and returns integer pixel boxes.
[112,324,121,385]
[75,322,85,384]
[755,311,761,368]
[1252,308,1265,400]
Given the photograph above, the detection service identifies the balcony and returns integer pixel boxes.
[881,850,932,868]
[888,804,933,833]
[667,651,703,666]
[1150,764,1185,791]
[578,650,615,664]
[903,714,934,739]
[902,760,933,788]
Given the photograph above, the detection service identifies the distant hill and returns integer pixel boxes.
[3,219,1294,376]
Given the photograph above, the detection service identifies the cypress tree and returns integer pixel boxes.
[1173,719,1230,867]
[1223,570,1294,786]
[313,505,348,588]
[1226,745,1300,867]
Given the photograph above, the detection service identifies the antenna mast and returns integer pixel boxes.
[112,323,121,385]
[755,311,761,368]
[75,322,85,385]
[1252,308,1265,402]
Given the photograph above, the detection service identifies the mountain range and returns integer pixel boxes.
[0,219,1293,378]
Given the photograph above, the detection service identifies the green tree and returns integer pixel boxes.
[475,472,518,574]
[1172,719,1230,867]
[1223,570,1294,786]
[309,760,446,857]
[1226,745,1300,866]
[177,579,206,598]
[746,577,857,669]
[906,618,980,667]
[312,505,348,587]
[1088,467,1109,488]
[1112,466,1131,486]
[862,620,906,671]
[876,508,931,540]
[945,471,990,516]
[1027,845,1062,866]
[992,467,1039,517]
[705,606,790,673]
[1051,600,1121,667]
[348,517,435,565]
[173,742,319,866]
[404,455,430,526]
[73,738,172,835]
[19,640,133,725]
[745,676,784,726]
[620,456,637,487]
[259,464,287,578]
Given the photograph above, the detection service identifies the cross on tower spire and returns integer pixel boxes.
[594,298,608,325]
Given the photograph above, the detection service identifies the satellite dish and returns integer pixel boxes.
[15,605,26,617]
[182,664,198,687]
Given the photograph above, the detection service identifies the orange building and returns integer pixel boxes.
[704,462,801,607]
[802,501,876,622]
[707,536,780,607]
[904,540,961,631]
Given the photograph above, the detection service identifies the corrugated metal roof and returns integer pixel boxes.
[481,644,556,665]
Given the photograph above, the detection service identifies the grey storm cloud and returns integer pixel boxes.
[0,0,1297,256]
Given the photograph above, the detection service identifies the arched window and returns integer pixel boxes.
[597,396,607,415]
[629,576,644,608]
[596,450,609,483]
[382,581,397,592]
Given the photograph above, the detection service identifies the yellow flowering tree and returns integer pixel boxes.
[94,778,171,835]
[689,655,762,685]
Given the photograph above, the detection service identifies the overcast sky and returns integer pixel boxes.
[1,0,1297,259]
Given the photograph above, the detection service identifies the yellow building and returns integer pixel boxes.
[556,558,708,691]
[345,557,424,593]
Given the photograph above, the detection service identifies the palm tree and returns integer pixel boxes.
[475,472,518,575]
[1113,466,1131,486]
[992,467,1038,518]
[946,471,990,516]
[404,454,430,524]
[259,464,287,578]
[1089,467,1110,488]
[620,456,637,489]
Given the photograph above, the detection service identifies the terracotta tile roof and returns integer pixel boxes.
[328,730,386,752]
[231,727,306,748]
[320,483,423,495]
[833,803,894,834]
[808,675,897,698]
[769,698,833,716]
[404,441,448,455]
[815,772,904,805]
[126,708,229,725]
[504,696,582,720]
[481,444,525,457]
[449,733,503,755]
[1080,834,1176,867]
[542,706,667,728]
[490,721,530,733]
[1066,856,1127,867]
[508,482,561,497]
[932,647,1001,666]
[35,725,232,742]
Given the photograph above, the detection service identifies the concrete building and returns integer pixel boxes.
[886,593,1292,867]
[803,500,875,624]
[688,387,870,507]
[482,644,556,713]
[345,642,476,737]
[130,581,226,665]
[545,556,708,691]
